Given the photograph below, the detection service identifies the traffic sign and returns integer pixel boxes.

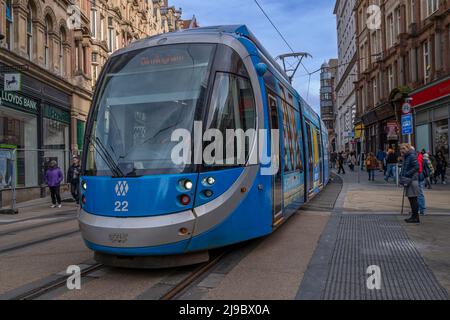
[402,102,411,115]
[402,114,413,135]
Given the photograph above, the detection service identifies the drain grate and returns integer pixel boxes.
[323,215,449,300]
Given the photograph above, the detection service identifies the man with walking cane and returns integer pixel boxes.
[399,144,420,224]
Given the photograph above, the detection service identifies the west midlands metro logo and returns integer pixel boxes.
[115,181,129,196]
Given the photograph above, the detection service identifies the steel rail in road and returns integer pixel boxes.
[0,209,77,226]
[9,263,104,300]
[159,249,231,300]
[0,228,80,255]
[0,216,77,237]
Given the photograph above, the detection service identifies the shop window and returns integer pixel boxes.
[0,109,38,187]
[77,120,86,151]
[433,119,448,160]
[43,117,70,182]
[416,124,430,153]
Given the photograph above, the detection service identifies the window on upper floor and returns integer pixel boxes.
[100,15,105,41]
[26,3,33,60]
[387,13,395,47]
[60,28,66,77]
[91,3,97,38]
[423,40,431,82]
[5,0,13,50]
[425,0,439,17]
[44,17,51,68]
[388,66,394,92]
[108,17,114,52]
[410,0,416,24]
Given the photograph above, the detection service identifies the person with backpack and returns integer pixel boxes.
[376,149,386,172]
[417,150,426,215]
[423,153,434,189]
[384,148,398,182]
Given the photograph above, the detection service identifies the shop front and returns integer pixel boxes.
[0,75,72,205]
[412,77,450,162]
[361,101,400,155]
[0,91,39,188]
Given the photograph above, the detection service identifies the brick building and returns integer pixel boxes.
[355,0,450,160]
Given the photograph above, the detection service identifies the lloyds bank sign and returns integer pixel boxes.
[0,91,38,114]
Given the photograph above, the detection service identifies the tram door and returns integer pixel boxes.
[316,128,323,186]
[305,122,314,193]
[268,94,283,223]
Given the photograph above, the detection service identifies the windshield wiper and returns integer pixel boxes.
[89,136,125,177]
[118,119,183,162]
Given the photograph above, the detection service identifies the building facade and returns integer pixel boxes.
[89,0,183,88]
[0,0,189,204]
[320,59,338,152]
[355,0,450,161]
[334,0,358,153]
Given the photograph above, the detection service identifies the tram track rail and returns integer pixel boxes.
[0,209,77,226]
[0,216,78,237]
[0,228,80,255]
[159,249,232,300]
[7,263,104,300]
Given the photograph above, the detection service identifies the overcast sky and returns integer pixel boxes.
[173,0,338,112]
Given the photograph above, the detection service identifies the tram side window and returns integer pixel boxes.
[204,72,256,167]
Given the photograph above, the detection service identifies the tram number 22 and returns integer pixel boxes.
[114,201,129,212]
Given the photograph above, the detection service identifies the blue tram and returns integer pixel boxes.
[79,25,329,267]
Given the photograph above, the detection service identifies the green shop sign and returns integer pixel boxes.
[43,104,70,124]
[0,91,38,114]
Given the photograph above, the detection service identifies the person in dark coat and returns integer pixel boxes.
[435,151,448,184]
[337,152,346,174]
[67,157,81,203]
[399,144,420,223]
[45,160,64,208]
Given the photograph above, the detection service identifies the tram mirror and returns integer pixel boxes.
[255,63,268,76]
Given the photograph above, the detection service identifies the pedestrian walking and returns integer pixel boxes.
[330,152,337,169]
[423,153,434,189]
[384,148,398,182]
[67,157,82,204]
[365,152,377,181]
[45,160,64,208]
[337,151,346,174]
[399,144,420,224]
[417,150,426,215]
[348,152,357,171]
[435,151,448,184]
[376,149,386,172]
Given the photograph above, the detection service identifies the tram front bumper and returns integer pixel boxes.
[78,208,196,249]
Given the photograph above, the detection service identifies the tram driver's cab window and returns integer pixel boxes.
[205,72,256,167]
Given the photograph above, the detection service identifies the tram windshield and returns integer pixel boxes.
[85,43,216,176]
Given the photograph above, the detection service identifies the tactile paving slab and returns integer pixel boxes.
[323,215,449,300]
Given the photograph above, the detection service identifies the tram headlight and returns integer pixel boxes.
[81,180,87,191]
[202,177,215,186]
[183,180,193,191]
